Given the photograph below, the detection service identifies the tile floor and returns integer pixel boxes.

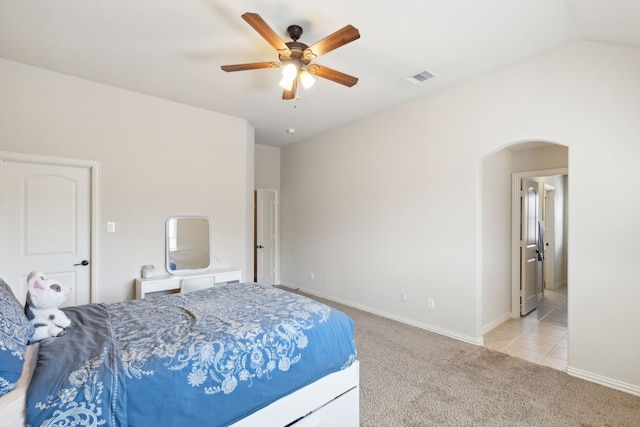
[483,286,568,371]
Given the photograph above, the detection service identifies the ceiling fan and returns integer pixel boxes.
[221,12,360,100]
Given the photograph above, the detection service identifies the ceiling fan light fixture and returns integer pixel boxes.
[299,69,315,89]
[282,63,298,79]
[279,77,295,90]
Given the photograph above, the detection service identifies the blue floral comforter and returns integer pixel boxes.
[26,283,356,427]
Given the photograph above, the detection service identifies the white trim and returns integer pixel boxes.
[274,190,280,285]
[91,163,100,303]
[283,283,483,346]
[476,160,484,340]
[566,366,640,397]
[542,183,556,291]
[0,161,4,278]
[552,279,567,291]
[0,151,101,303]
[481,311,512,335]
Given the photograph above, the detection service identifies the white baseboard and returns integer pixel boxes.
[281,283,482,346]
[481,311,512,335]
[553,280,567,290]
[566,366,640,397]
[279,283,640,397]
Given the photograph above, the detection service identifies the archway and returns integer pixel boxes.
[480,141,568,369]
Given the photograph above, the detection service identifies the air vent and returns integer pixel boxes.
[404,70,435,85]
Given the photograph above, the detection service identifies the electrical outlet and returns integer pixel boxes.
[401,292,407,302]
[428,298,435,309]
[310,272,315,280]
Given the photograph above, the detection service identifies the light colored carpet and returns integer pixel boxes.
[284,288,640,426]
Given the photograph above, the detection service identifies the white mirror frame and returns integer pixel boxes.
[166,216,212,275]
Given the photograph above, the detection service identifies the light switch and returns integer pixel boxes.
[107,222,116,233]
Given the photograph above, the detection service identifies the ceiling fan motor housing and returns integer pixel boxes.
[286,25,303,41]
[280,25,311,65]
[280,41,311,65]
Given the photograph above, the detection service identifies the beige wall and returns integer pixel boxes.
[481,148,513,332]
[0,59,254,303]
[2,39,638,395]
[255,144,280,191]
[511,144,569,173]
[254,144,281,283]
[280,41,640,394]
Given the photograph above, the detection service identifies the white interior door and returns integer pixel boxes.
[2,160,91,306]
[521,178,539,315]
[511,168,567,320]
[255,190,276,285]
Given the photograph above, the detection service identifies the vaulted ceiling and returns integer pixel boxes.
[1,0,639,147]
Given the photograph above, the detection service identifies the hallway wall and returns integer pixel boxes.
[281,42,640,394]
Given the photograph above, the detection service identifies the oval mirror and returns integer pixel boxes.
[166,216,211,274]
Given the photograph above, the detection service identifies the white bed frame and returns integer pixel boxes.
[232,360,360,427]
[0,353,359,427]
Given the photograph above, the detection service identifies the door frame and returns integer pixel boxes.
[543,183,556,291]
[511,167,567,318]
[0,151,101,302]
[254,188,279,285]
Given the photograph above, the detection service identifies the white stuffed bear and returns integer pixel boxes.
[24,271,72,342]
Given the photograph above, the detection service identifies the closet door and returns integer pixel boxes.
[2,160,91,306]
[520,178,540,315]
[255,189,276,285]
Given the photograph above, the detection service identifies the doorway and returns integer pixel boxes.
[511,169,567,318]
[0,152,99,304]
[480,142,568,370]
[254,189,277,285]
[493,168,568,370]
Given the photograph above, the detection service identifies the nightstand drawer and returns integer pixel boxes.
[214,270,242,283]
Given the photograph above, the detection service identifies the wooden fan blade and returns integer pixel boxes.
[242,12,291,56]
[304,25,360,59]
[282,78,297,100]
[282,88,294,100]
[221,62,280,72]
[308,65,358,87]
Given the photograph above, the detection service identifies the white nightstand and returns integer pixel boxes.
[135,268,242,299]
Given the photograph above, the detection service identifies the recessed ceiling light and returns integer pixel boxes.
[286,128,296,134]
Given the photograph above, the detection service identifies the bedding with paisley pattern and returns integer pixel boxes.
[26,283,356,427]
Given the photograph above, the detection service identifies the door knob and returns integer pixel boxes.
[256,245,264,249]
[74,259,90,266]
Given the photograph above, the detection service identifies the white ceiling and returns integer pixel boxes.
[1,0,639,147]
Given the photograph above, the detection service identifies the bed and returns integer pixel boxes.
[0,278,359,426]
